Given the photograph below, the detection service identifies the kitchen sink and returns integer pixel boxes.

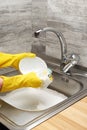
[0,55,87,130]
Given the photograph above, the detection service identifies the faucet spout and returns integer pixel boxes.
[34,27,67,62]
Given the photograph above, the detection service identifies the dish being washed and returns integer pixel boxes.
[19,56,53,88]
[0,88,67,111]
[19,57,48,74]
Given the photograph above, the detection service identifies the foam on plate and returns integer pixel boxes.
[0,87,67,111]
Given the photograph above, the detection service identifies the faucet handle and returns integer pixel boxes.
[61,53,80,73]
[70,53,80,61]
[65,53,80,63]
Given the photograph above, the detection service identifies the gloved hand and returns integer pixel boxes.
[0,52,36,70]
[0,72,42,92]
[0,52,53,93]
[0,69,53,93]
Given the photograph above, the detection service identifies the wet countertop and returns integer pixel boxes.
[32,97,87,130]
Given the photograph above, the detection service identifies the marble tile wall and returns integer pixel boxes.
[47,0,87,67]
[0,0,32,53]
[0,0,87,67]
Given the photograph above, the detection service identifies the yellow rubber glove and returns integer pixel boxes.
[0,52,36,70]
[0,72,42,93]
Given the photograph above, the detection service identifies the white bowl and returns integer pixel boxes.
[19,57,48,74]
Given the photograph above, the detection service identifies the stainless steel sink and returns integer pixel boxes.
[0,56,87,130]
[49,71,83,96]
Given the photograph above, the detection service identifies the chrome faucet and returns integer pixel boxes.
[34,27,80,74]
[62,54,80,73]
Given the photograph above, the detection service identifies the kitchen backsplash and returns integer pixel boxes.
[0,0,87,67]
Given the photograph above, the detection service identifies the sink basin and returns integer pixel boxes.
[49,71,83,96]
[0,87,67,111]
[0,57,87,130]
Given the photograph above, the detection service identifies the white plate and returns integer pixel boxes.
[19,57,48,74]
[0,88,67,111]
